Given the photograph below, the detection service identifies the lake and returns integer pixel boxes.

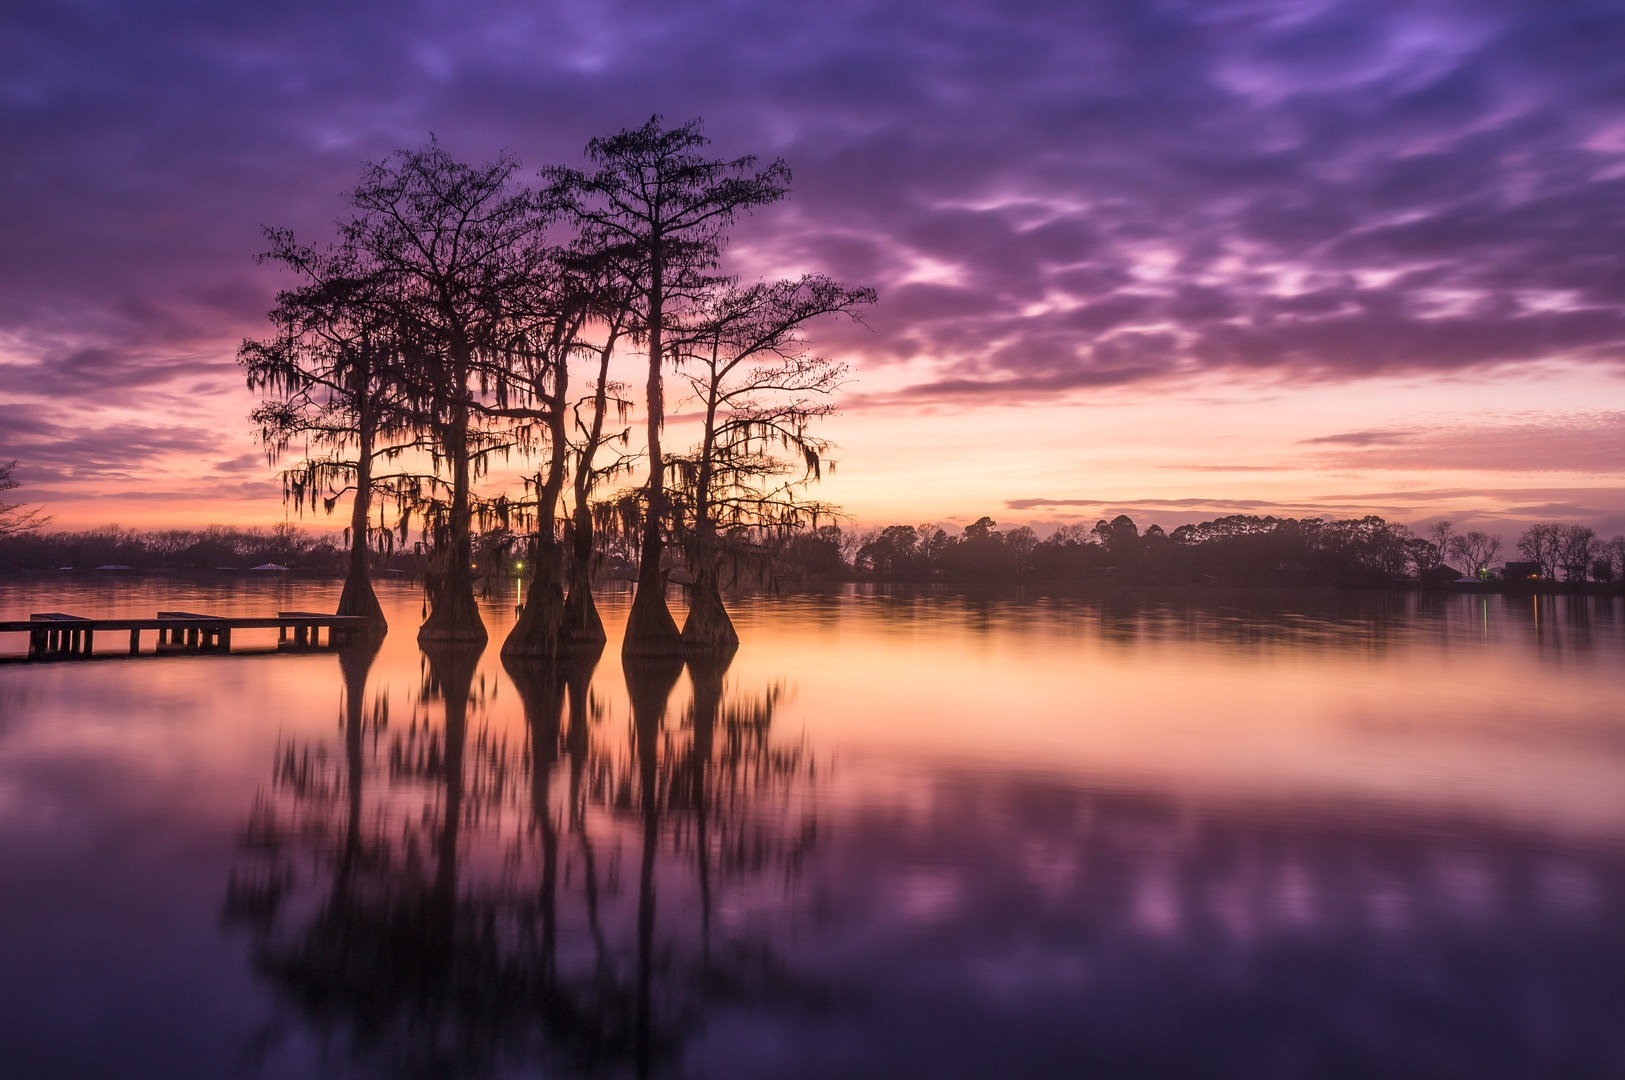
[2,578,1624,1078]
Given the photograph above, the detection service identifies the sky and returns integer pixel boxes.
[2,0,1623,540]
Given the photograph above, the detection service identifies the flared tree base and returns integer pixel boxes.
[336,568,387,631]
[621,579,685,658]
[561,584,608,650]
[502,573,564,661]
[417,578,488,645]
[681,578,739,655]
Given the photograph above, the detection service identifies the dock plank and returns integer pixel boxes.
[1,611,373,661]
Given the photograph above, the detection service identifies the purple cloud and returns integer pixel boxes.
[1305,412,1625,473]
[3,0,1624,524]
[1300,430,1416,447]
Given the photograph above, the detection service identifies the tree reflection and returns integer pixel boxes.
[226,640,523,1076]
[224,640,823,1077]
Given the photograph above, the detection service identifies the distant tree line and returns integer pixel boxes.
[768,514,1625,588]
[237,117,873,659]
[6,513,1622,592]
[0,524,356,573]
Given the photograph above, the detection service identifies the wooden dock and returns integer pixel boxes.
[0,610,373,661]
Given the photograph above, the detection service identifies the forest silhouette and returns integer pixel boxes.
[4,511,1623,591]
[237,117,873,659]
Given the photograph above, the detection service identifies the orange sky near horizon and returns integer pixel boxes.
[19,351,1624,543]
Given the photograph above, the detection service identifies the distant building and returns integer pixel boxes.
[1501,561,1541,582]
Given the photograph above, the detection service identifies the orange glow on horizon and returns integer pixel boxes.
[18,354,1625,540]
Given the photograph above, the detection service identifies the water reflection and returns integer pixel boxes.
[797,767,1625,1078]
[833,585,1625,661]
[214,621,1625,1076]
[5,581,1625,1077]
[225,640,823,1077]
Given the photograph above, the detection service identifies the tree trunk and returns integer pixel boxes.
[625,520,684,655]
[681,549,738,654]
[336,442,386,628]
[565,328,622,650]
[561,504,606,648]
[336,563,386,627]
[419,407,487,644]
[623,256,684,657]
[502,537,565,659]
[506,342,573,658]
[682,380,733,653]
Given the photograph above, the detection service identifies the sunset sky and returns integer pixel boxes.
[2,0,1622,539]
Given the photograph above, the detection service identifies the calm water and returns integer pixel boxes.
[2,578,1624,1078]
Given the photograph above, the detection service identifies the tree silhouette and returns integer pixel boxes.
[1422,520,1455,573]
[1601,536,1625,583]
[500,246,638,659]
[241,228,429,627]
[667,274,873,651]
[232,122,885,649]
[561,272,636,650]
[1555,524,1599,582]
[545,117,790,658]
[855,524,926,578]
[1517,522,1564,581]
[1449,531,1502,579]
[0,461,48,538]
[347,140,549,644]
[941,516,1017,578]
[496,246,596,661]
